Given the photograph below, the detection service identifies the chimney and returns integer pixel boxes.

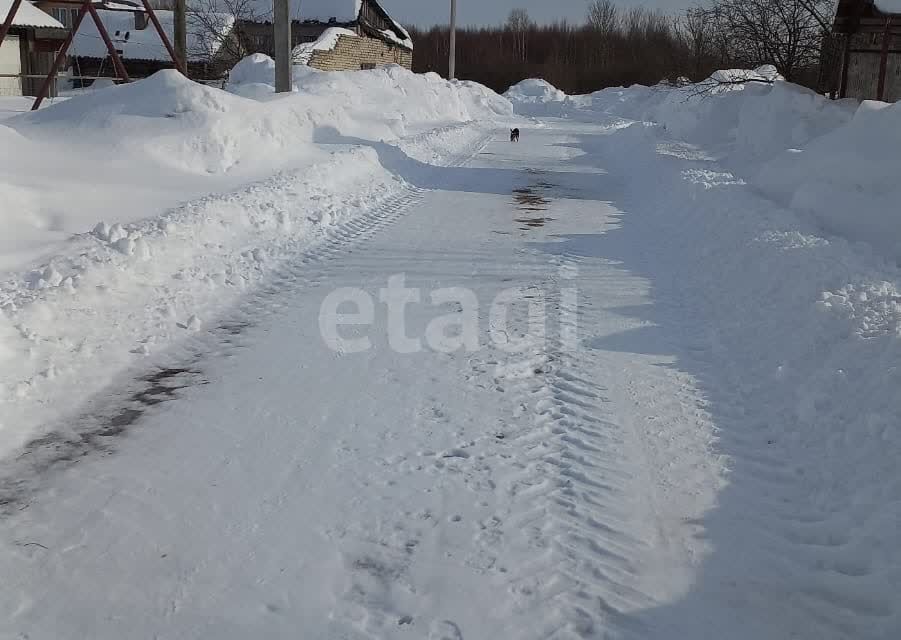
[135,10,149,30]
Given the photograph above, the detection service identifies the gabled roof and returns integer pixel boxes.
[0,0,66,29]
[69,9,235,62]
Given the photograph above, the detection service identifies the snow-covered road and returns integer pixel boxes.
[0,121,896,639]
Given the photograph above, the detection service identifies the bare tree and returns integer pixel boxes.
[696,0,832,81]
[506,8,532,62]
[677,7,719,78]
[188,0,254,66]
[587,0,618,36]
[799,0,837,33]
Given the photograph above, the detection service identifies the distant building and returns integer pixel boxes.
[239,0,412,71]
[0,0,67,96]
[833,0,901,102]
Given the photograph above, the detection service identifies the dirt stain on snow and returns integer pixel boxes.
[512,187,550,210]
[0,366,206,514]
[511,172,556,230]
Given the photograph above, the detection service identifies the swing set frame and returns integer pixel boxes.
[0,0,184,110]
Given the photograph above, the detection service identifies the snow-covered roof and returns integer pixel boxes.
[0,0,66,29]
[292,26,356,64]
[875,0,901,13]
[69,9,235,62]
[381,11,412,50]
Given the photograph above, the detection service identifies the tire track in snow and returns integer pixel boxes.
[465,252,658,639]
[0,131,497,514]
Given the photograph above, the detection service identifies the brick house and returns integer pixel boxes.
[832,0,901,101]
[239,0,412,71]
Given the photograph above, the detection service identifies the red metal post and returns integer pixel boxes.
[0,0,23,48]
[87,2,130,83]
[839,34,851,99]
[139,0,183,74]
[877,17,892,101]
[31,1,89,110]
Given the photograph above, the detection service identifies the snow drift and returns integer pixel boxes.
[0,62,511,455]
[506,69,901,263]
[503,79,567,115]
[757,100,901,259]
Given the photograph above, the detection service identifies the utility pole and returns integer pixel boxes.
[448,0,456,80]
[274,0,292,92]
[174,0,186,74]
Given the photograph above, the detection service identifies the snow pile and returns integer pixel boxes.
[503,69,901,261]
[708,65,782,84]
[292,27,358,65]
[503,79,568,115]
[227,58,512,140]
[757,100,901,257]
[0,64,509,455]
[224,52,274,90]
[584,119,901,638]
[20,70,320,175]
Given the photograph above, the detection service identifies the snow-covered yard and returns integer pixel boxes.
[0,62,899,638]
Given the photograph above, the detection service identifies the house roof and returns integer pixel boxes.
[875,1,901,13]
[0,0,66,29]
[69,9,235,62]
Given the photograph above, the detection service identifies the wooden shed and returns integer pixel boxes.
[0,0,67,96]
[833,0,901,101]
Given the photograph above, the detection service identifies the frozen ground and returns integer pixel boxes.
[1,69,899,638]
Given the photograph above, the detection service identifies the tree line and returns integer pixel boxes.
[407,0,838,95]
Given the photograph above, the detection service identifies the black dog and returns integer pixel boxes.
[510,128,520,142]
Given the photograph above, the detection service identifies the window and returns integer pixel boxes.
[49,7,78,29]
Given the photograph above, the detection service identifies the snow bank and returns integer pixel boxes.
[0,63,509,456]
[503,79,567,116]
[227,57,512,140]
[757,100,901,258]
[588,118,901,638]
[505,69,901,262]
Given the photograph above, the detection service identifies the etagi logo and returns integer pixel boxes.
[319,269,579,355]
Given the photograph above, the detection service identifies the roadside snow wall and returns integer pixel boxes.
[506,71,901,263]
[0,63,512,456]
